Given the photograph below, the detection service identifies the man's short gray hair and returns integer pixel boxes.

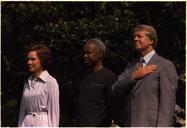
[86,38,106,56]
[133,24,158,48]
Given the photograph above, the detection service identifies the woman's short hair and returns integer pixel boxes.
[27,43,52,70]
[133,24,158,48]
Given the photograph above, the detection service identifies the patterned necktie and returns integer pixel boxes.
[137,58,144,67]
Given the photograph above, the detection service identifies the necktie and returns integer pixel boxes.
[138,58,144,67]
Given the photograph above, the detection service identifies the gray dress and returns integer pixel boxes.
[18,70,60,127]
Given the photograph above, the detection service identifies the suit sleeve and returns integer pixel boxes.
[47,79,60,127]
[106,73,118,123]
[157,61,178,126]
[112,64,136,97]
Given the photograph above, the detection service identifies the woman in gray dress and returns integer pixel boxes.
[18,43,60,127]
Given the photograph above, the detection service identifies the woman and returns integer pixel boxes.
[18,43,60,127]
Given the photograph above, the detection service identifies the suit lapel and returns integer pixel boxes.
[131,53,160,95]
[146,53,159,65]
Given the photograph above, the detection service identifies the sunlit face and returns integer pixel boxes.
[27,51,43,73]
[83,43,102,67]
[133,30,153,52]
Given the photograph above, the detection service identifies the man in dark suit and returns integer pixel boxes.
[112,24,178,127]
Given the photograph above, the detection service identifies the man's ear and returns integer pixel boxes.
[150,40,154,45]
[98,52,103,59]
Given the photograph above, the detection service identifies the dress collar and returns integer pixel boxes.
[28,70,49,83]
[38,70,49,83]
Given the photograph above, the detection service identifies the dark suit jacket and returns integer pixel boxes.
[112,53,178,127]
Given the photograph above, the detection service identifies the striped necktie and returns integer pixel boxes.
[137,58,144,67]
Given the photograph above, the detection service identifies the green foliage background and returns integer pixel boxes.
[1,2,185,126]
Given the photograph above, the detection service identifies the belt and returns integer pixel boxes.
[26,112,47,117]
